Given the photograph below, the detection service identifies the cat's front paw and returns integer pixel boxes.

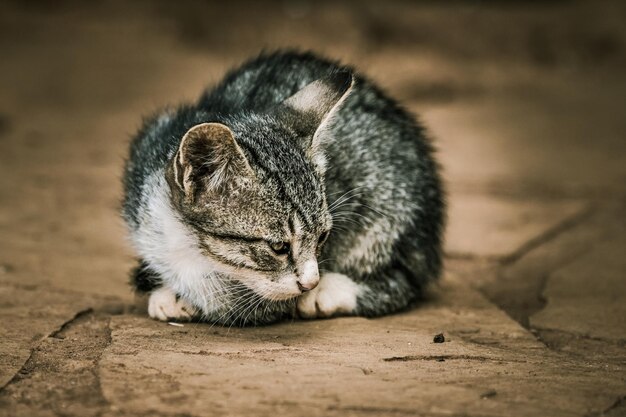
[297,272,361,319]
[148,287,198,322]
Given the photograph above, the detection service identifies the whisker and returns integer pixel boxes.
[328,186,367,211]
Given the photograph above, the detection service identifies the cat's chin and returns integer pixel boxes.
[249,284,302,302]
[206,263,299,301]
[221,268,302,302]
[233,278,301,302]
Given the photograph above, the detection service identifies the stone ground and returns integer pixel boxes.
[0,1,625,416]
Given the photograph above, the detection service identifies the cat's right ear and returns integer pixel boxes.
[170,123,254,204]
[278,70,354,174]
[282,70,353,129]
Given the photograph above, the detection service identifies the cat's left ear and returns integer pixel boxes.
[280,70,354,173]
[170,123,255,205]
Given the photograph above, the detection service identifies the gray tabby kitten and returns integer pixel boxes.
[122,51,444,326]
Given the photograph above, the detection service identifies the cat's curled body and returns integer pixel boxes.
[123,51,444,326]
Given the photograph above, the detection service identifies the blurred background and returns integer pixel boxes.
[0,0,624,297]
[0,1,625,415]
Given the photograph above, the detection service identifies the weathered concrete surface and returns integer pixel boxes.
[0,312,112,417]
[97,279,624,417]
[478,204,626,343]
[446,194,588,259]
[0,283,123,389]
[1,0,626,416]
[0,285,91,388]
[531,230,626,341]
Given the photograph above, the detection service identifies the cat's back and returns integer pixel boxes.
[199,51,419,148]
[199,51,353,113]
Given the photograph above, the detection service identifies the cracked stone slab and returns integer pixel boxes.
[98,279,623,417]
[478,204,617,324]
[446,194,588,259]
[0,283,121,388]
[477,204,626,355]
[0,312,111,417]
[531,235,626,342]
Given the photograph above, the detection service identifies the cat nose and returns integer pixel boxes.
[297,259,319,292]
[296,280,319,292]
[297,279,318,292]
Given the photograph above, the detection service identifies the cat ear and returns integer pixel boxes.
[281,70,354,173]
[283,70,353,127]
[172,123,254,203]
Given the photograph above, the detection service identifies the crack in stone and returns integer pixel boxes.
[382,354,524,363]
[446,204,593,262]
[604,396,626,415]
[487,238,598,331]
[49,308,94,338]
[500,204,594,265]
[533,327,626,347]
[585,395,626,417]
[0,351,35,393]
[328,404,493,416]
[0,308,94,392]
[478,205,610,341]
[326,404,427,416]
[0,310,114,416]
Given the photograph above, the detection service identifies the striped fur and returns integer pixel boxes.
[122,50,444,325]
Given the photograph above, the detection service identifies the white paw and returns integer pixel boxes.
[148,287,198,322]
[297,272,362,319]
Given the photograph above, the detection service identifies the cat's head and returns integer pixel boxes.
[166,71,353,301]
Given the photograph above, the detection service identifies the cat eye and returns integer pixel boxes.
[268,241,290,255]
[318,231,330,247]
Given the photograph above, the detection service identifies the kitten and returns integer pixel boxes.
[122,51,444,326]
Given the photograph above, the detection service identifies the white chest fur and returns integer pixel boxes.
[130,173,224,314]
